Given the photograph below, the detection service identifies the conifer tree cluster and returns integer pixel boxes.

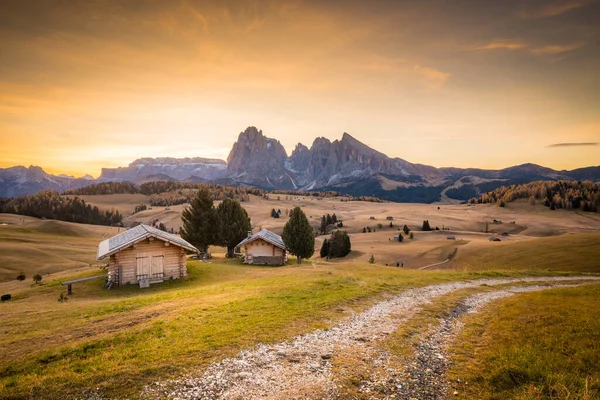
[320,230,351,258]
[470,180,600,212]
[181,189,251,257]
[319,213,338,234]
[1,190,122,226]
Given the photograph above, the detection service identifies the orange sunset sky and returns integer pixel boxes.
[0,0,598,177]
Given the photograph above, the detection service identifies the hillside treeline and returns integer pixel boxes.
[65,181,264,205]
[64,182,137,195]
[470,180,600,212]
[2,190,123,225]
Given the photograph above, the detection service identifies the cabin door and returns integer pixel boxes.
[136,253,151,281]
[151,254,164,281]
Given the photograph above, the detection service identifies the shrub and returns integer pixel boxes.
[409,232,414,239]
[368,254,375,264]
[16,272,26,282]
[58,293,68,303]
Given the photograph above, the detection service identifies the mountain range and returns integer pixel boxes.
[1,126,599,202]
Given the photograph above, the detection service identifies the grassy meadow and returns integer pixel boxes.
[0,258,525,399]
[447,284,600,399]
[1,195,600,398]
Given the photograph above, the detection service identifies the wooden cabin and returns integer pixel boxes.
[236,229,287,266]
[97,224,198,288]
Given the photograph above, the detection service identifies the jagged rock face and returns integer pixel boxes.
[99,157,227,182]
[0,166,91,197]
[226,127,296,189]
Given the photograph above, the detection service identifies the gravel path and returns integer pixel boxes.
[142,276,600,400]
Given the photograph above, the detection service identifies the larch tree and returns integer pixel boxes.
[216,198,251,258]
[181,187,217,254]
[282,206,315,264]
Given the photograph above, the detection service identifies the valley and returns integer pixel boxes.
[1,193,600,398]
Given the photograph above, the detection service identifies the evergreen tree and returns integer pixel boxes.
[216,198,252,257]
[329,230,351,258]
[363,227,367,233]
[181,187,217,253]
[332,213,338,223]
[320,239,330,258]
[282,206,315,264]
[397,233,403,242]
[16,272,26,282]
[403,224,410,235]
[368,254,375,264]
[320,215,327,234]
[326,214,333,226]
[422,220,432,231]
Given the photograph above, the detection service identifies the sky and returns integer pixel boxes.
[0,0,598,177]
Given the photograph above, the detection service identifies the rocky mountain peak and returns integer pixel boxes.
[226,127,294,189]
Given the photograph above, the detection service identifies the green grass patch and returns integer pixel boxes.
[447,283,600,399]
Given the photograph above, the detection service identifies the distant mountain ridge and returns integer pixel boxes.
[1,126,599,202]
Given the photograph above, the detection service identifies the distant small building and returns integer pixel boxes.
[446,235,456,240]
[97,224,198,288]
[386,216,394,220]
[236,229,287,266]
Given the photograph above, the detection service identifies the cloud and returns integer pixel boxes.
[473,42,527,51]
[518,0,596,19]
[413,65,450,90]
[547,142,598,147]
[471,41,581,56]
[529,44,582,54]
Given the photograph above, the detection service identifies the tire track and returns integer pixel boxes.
[142,276,600,400]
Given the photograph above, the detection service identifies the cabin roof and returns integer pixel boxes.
[97,224,198,260]
[236,229,286,250]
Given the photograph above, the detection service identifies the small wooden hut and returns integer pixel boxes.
[97,224,198,288]
[236,229,287,266]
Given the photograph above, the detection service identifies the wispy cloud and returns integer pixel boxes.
[473,42,527,51]
[547,142,598,147]
[529,44,582,54]
[413,65,450,90]
[518,0,596,19]
[471,41,581,56]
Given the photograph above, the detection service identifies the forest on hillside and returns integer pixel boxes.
[65,181,264,205]
[1,190,122,225]
[470,180,600,212]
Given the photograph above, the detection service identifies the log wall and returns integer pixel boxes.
[107,238,187,286]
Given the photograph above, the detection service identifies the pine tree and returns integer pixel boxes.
[320,239,330,258]
[422,220,432,231]
[320,215,327,234]
[181,187,217,253]
[368,254,375,264]
[403,224,410,235]
[329,230,351,258]
[326,214,333,226]
[282,206,315,264]
[216,198,252,257]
